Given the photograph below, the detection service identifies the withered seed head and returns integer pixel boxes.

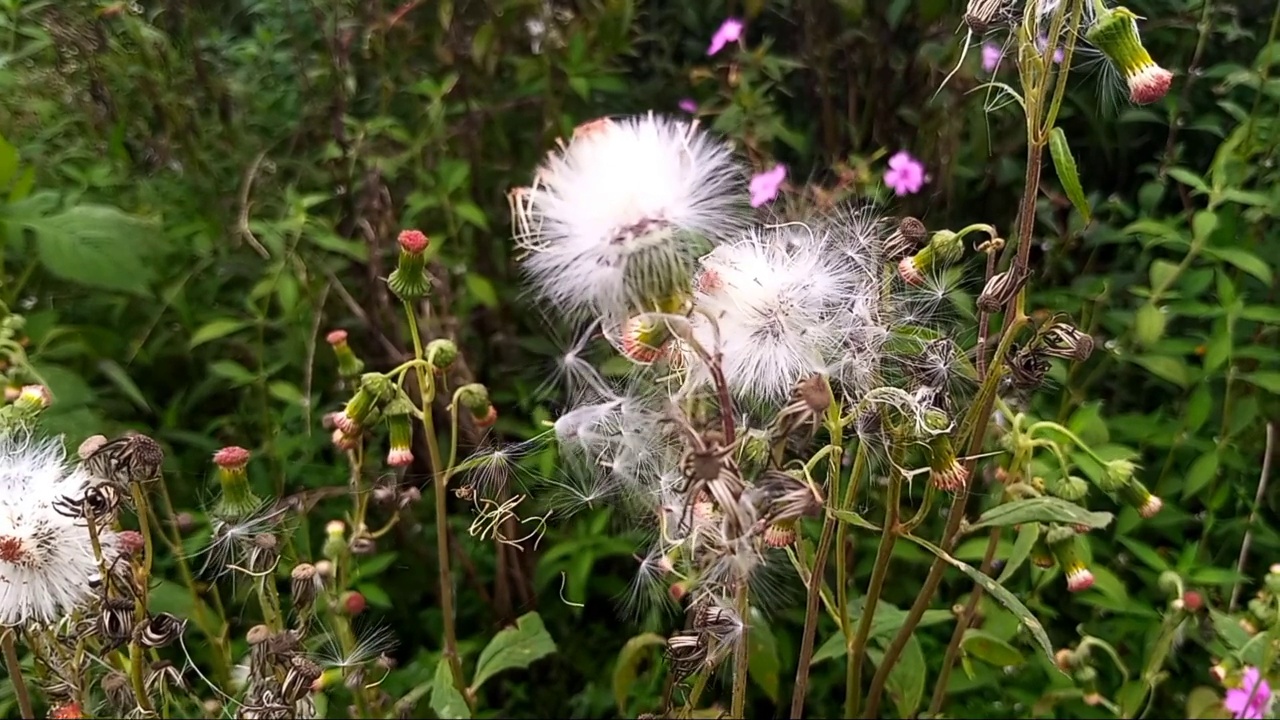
[246,624,273,646]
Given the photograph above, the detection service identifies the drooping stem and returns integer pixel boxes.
[729,584,750,719]
[846,459,901,718]
[403,300,466,697]
[1,630,34,720]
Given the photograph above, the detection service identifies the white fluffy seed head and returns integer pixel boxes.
[0,434,116,627]
[685,223,880,404]
[515,113,748,325]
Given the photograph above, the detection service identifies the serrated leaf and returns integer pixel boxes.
[430,658,470,719]
[471,612,556,692]
[901,533,1056,664]
[969,497,1113,531]
[1048,127,1091,223]
[612,633,665,715]
[961,628,1025,667]
[24,205,160,295]
[189,319,253,349]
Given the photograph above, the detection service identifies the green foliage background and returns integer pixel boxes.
[1,0,1277,717]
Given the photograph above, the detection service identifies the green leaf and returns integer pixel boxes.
[829,508,880,532]
[208,360,258,387]
[969,497,1113,531]
[867,634,926,718]
[1192,210,1219,244]
[464,273,499,309]
[747,608,780,703]
[961,628,1025,667]
[1129,355,1190,388]
[1181,451,1220,498]
[1203,247,1273,285]
[189,319,253,349]
[24,205,160,295]
[96,359,150,412]
[1149,259,1180,292]
[1048,128,1091,223]
[0,134,17,189]
[1242,371,1280,394]
[470,612,557,692]
[900,533,1056,664]
[1166,167,1210,195]
[612,633,665,715]
[430,658,470,719]
[452,202,489,230]
[1134,303,1168,347]
[355,582,392,609]
[997,523,1041,584]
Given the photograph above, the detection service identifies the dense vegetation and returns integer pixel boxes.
[0,0,1278,718]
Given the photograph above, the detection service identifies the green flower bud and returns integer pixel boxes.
[1097,458,1137,492]
[326,329,365,379]
[1085,6,1173,105]
[336,374,396,434]
[923,410,967,492]
[211,446,261,521]
[456,383,490,414]
[1049,535,1094,592]
[427,339,459,370]
[898,230,964,286]
[384,395,415,468]
[387,230,432,301]
[1118,477,1162,519]
[322,520,347,563]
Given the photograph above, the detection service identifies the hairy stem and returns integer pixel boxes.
[404,300,466,697]
[1,630,34,720]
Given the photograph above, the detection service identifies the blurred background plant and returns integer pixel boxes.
[0,0,1276,717]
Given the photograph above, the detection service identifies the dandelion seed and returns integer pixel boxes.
[515,113,747,326]
[0,433,120,627]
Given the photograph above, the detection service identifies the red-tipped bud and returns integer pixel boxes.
[1182,590,1203,612]
[341,590,366,616]
[213,446,250,470]
[397,230,429,255]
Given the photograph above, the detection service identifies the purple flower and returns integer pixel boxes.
[1036,34,1065,64]
[678,98,698,114]
[749,164,787,208]
[707,18,744,56]
[884,151,926,197]
[1225,667,1272,720]
[982,43,1003,72]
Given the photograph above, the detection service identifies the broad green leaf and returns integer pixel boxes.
[969,497,1112,531]
[24,205,160,295]
[1134,303,1167,346]
[1149,259,1180,292]
[997,523,1041,584]
[471,612,556,692]
[1048,128,1091,223]
[355,582,392,609]
[1181,451,1220,498]
[430,658,470,719]
[208,360,258,387]
[901,533,1056,664]
[866,634,926,718]
[748,608,780,703]
[961,628,1025,667]
[1166,167,1210,194]
[189,319,253,349]
[612,633,665,715]
[1192,210,1219,244]
[464,273,499,308]
[1116,537,1170,572]
[453,201,489,230]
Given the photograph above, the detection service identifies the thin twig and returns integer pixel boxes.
[1229,422,1275,611]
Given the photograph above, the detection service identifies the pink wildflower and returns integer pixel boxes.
[749,164,787,208]
[884,151,926,196]
[707,18,743,56]
[982,43,1003,72]
[1225,667,1272,720]
[678,98,698,114]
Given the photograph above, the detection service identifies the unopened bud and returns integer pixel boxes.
[212,446,260,521]
[336,373,395,433]
[384,395,415,468]
[15,384,50,411]
[898,230,964,286]
[1049,536,1094,592]
[326,329,365,379]
[340,590,366,616]
[1181,590,1203,611]
[1119,477,1161,518]
[1098,458,1137,493]
[387,230,432,300]
[427,338,458,370]
[322,521,347,562]
[1085,6,1173,105]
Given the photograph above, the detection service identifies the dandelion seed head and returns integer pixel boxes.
[0,433,118,627]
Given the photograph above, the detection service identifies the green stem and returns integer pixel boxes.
[927,526,1003,714]
[128,482,156,714]
[730,585,750,718]
[846,459,901,718]
[1,630,34,720]
[403,300,467,698]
